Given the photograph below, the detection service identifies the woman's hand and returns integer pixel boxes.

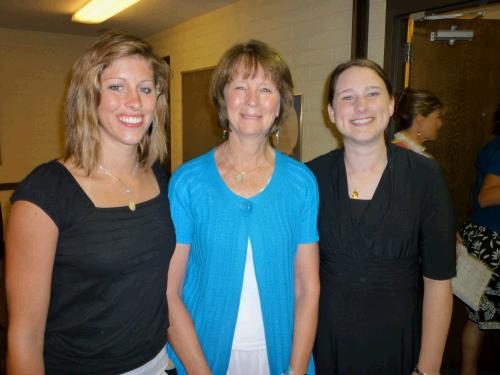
[417,277,452,375]
[166,244,212,375]
[289,243,320,374]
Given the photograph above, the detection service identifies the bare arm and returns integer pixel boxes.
[416,277,453,375]
[289,243,320,374]
[166,244,211,374]
[6,201,58,375]
[477,173,500,208]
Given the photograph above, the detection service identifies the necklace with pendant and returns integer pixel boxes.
[351,189,359,199]
[99,162,139,211]
[223,146,266,183]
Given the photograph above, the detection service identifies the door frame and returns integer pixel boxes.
[383,0,499,93]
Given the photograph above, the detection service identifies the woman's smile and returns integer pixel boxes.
[117,114,145,127]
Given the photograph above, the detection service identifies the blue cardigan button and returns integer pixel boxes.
[240,201,252,211]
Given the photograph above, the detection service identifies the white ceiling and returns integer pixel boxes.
[0,0,237,38]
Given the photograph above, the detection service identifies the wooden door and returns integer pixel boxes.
[409,18,500,370]
[410,19,500,226]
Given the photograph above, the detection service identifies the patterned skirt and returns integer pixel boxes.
[459,221,500,329]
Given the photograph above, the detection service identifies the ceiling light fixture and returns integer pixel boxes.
[72,0,143,24]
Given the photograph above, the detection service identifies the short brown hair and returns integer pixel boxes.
[395,89,443,131]
[64,31,169,174]
[327,59,393,104]
[210,40,293,135]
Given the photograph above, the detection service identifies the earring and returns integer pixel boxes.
[274,129,280,145]
[222,129,229,140]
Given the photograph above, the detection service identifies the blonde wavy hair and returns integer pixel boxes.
[64,31,169,174]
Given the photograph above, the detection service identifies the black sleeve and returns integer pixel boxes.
[306,150,336,188]
[10,161,71,230]
[152,161,169,194]
[419,160,457,279]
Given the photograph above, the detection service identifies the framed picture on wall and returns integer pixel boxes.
[274,93,303,161]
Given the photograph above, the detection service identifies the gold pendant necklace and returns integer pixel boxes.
[351,189,359,199]
[223,146,266,183]
[99,162,139,211]
[233,165,263,182]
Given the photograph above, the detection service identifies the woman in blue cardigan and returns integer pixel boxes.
[166,40,320,375]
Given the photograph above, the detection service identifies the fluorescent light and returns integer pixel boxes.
[72,0,143,24]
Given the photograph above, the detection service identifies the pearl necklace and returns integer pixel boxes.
[99,162,139,211]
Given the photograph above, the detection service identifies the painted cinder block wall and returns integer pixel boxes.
[147,0,352,170]
[0,0,386,223]
[0,28,94,224]
[148,0,386,171]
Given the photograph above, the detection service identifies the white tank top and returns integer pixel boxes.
[231,239,267,350]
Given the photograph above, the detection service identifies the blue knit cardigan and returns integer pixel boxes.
[167,149,319,374]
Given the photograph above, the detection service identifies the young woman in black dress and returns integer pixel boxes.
[307,59,456,375]
[6,32,175,374]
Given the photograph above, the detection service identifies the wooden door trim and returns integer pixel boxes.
[383,0,499,93]
[352,0,370,58]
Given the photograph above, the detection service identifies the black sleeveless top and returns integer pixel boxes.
[12,160,175,374]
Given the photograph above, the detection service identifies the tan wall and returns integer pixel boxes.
[148,0,354,170]
[0,28,93,223]
[0,1,388,224]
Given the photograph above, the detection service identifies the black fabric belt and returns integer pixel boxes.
[321,253,419,290]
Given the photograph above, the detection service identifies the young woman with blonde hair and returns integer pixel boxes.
[6,31,175,374]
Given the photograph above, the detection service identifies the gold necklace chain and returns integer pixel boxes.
[223,145,267,183]
[98,162,139,211]
[346,158,387,200]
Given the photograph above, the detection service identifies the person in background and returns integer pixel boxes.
[308,59,456,375]
[166,40,319,375]
[459,103,500,375]
[5,31,175,374]
[392,88,445,158]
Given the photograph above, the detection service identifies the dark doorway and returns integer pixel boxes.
[410,18,500,227]
[410,18,500,371]
[181,68,219,163]
[385,1,500,371]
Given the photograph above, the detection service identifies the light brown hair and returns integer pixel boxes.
[64,31,169,174]
[209,39,293,135]
[395,89,443,131]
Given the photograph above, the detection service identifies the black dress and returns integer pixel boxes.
[307,145,456,375]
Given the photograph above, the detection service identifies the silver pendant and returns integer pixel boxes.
[234,173,243,182]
